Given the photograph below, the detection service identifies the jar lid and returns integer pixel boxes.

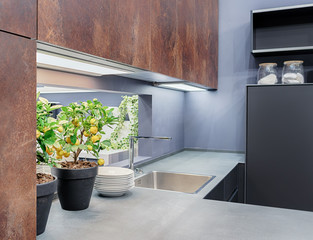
[283,60,303,65]
[259,63,277,67]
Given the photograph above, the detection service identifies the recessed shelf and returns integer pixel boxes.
[251,4,313,56]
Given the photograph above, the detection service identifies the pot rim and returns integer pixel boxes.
[36,174,57,186]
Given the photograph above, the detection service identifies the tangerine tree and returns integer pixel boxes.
[56,98,117,163]
[36,93,63,166]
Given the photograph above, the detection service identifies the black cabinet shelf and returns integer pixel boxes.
[251,3,313,56]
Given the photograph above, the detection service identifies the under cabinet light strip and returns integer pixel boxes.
[37,52,131,76]
[155,83,208,92]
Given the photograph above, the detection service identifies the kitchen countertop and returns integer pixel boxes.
[37,150,313,240]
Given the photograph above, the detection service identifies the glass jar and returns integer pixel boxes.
[282,60,304,84]
[257,63,278,85]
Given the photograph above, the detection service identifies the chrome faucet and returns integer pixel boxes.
[129,136,172,171]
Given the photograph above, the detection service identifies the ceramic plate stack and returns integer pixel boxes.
[95,167,134,197]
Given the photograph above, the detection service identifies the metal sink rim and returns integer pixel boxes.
[134,171,215,194]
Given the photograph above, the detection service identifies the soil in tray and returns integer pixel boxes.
[59,160,97,169]
[37,173,55,184]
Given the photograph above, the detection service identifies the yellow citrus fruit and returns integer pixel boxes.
[46,147,53,155]
[43,127,50,133]
[83,131,90,137]
[36,130,41,139]
[91,135,98,143]
[87,145,93,151]
[56,155,62,160]
[57,150,64,156]
[90,126,98,134]
[66,137,71,144]
[90,118,96,125]
[55,145,62,151]
[57,126,64,133]
[64,152,70,158]
[75,139,80,145]
[72,118,80,127]
[97,159,105,166]
[97,134,102,140]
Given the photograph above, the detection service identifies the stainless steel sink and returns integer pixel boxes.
[134,171,215,194]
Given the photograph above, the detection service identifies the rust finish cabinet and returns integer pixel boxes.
[38,0,112,59]
[0,0,36,38]
[37,0,150,69]
[0,31,36,240]
[151,0,218,88]
[109,0,151,70]
[38,0,218,88]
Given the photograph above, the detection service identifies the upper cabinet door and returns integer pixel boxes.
[109,0,151,70]
[0,0,36,38]
[194,0,218,89]
[38,0,218,89]
[38,0,150,70]
[151,0,179,78]
[38,0,111,59]
[151,0,218,88]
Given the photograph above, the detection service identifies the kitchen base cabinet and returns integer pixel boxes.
[204,163,244,203]
[246,85,313,212]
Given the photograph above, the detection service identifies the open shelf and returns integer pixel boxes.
[251,4,313,56]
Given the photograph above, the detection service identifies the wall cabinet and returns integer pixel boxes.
[251,4,313,56]
[246,85,313,212]
[0,0,36,38]
[38,0,218,89]
[0,31,36,239]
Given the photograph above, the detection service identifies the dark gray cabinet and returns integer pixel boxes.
[205,163,244,203]
[246,84,313,211]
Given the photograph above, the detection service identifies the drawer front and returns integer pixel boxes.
[224,165,238,201]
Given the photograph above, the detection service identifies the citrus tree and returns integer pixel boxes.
[36,93,63,166]
[56,98,117,163]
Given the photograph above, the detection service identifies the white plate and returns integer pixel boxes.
[95,186,133,193]
[95,187,132,192]
[95,177,134,182]
[95,183,134,188]
[94,184,133,189]
[98,167,134,177]
[97,191,127,197]
[95,179,134,185]
[97,175,134,180]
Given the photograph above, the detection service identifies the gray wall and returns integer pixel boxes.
[184,0,313,152]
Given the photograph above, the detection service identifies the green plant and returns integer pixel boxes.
[36,93,63,166]
[110,95,138,150]
[57,98,117,163]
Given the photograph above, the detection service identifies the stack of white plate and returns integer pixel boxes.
[95,167,134,197]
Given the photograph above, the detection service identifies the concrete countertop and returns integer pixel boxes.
[37,150,313,240]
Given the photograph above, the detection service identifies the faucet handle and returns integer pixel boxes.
[135,168,144,175]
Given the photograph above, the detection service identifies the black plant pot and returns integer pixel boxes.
[37,176,57,236]
[51,166,98,211]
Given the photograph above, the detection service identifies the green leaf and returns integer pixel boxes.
[43,129,55,140]
[50,105,63,111]
[58,120,68,125]
[74,127,79,136]
[78,145,87,150]
[39,97,49,104]
[70,135,77,144]
[71,145,79,152]
[44,137,57,145]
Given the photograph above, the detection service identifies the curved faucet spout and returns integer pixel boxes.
[129,136,172,170]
